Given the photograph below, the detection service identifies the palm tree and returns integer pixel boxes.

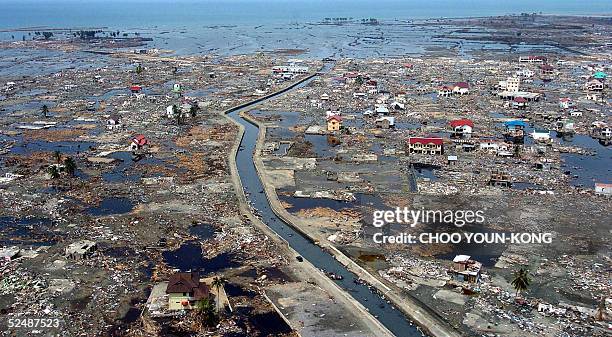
[514,144,521,157]
[47,166,60,180]
[64,157,77,177]
[172,105,181,125]
[42,105,49,118]
[511,268,531,298]
[189,104,199,118]
[211,277,226,313]
[53,151,62,164]
[196,297,217,327]
[355,76,364,87]
[135,64,143,74]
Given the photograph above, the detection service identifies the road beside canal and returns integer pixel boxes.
[220,71,455,337]
[222,74,398,337]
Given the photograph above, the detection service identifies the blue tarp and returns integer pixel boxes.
[593,71,607,79]
[504,120,527,128]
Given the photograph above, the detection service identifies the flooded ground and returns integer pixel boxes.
[557,133,611,187]
[10,139,95,155]
[162,240,239,273]
[188,222,216,240]
[413,163,440,181]
[101,152,167,183]
[434,224,509,267]
[0,49,110,77]
[247,310,293,337]
[0,216,57,245]
[86,197,133,216]
[489,123,612,187]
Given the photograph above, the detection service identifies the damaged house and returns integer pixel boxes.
[65,240,97,260]
[449,255,482,284]
[166,272,213,310]
[130,134,148,151]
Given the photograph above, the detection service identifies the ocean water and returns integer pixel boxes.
[1,0,611,29]
[0,1,610,57]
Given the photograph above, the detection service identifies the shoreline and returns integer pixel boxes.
[1,13,611,33]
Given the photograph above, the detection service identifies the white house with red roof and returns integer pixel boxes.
[452,82,470,95]
[343,72,359,84]
[450,119,474,138]
[130,134,148,151]
[407,137,444,155]
[437,85,453,97]
[513,96,528,109]
[594,183,612,196]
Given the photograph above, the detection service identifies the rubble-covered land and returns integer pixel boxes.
[0,40,344,336]
[247,15,612,337]
[0,13,611,337]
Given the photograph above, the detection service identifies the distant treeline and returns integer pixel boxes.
[71,30,140,39]
[322,17,379,25]
[324,17,351,22]
[15,29,143,41]
[33,31,54,39]
[73,30,102,39]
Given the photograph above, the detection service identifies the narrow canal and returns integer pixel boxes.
[226,72,423,337]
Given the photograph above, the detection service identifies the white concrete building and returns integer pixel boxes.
[594,183,612,196]
[375,105,390,115]
[531,129,551,142]
[506,76,520,92]
[516,69,535,78]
